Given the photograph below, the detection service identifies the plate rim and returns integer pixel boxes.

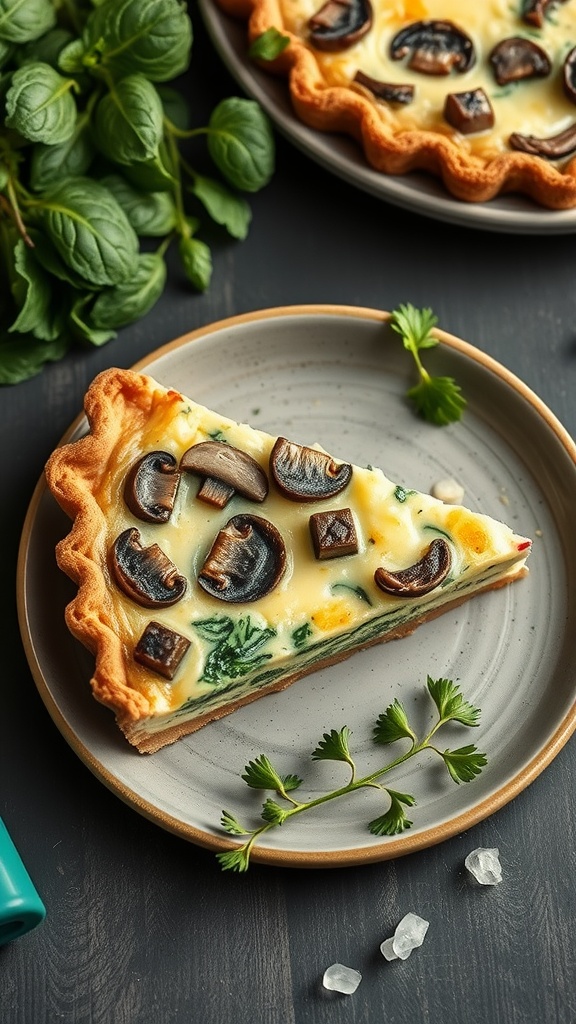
[197,0,576,236]
[17,303,576,868]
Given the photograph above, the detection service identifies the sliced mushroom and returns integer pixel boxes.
[390,20,475,76]
[374,537,451,597]
[509,123,576,159]
[308,0,373,53]
[563,45,576,104]
[134,621,191,679]
[180,440,268,509]
[444,88,495,135]
[309,507,358,560]
[489,37,551,86]
[522,0,568,28]
[353,70,414,105]
[124,451,180,523]
[270,437,352,501]
[110,528,187,607]
[198,514,286,603]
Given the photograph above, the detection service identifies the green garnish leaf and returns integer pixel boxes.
[217,847,251,873]
[373,699,416,745]
[217,676,487,871]
[248,27,291,61]
[312,727,353,764]
[427,676,481,727]
[242,754,285,791]
[220,810,251,836]
[390,303,467,425]
[368,790,416,836]
[261,799,289,825]
[441,745,487,784]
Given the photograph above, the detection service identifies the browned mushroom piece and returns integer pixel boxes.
[522,0,568,28]
[353,70,415,105]
[134,621,191,679]
[390,20,475,76]
[270,436,352,501]
[444,88,495,135]
[309,507,358,560]
[509,123,576,158]
[180,440,268,509]
[563,45,576,104]
[308,0,373,53]
[124,450,180,523]
[198,514,286,602]
[110,528,187,607]
[489,37,551,86]
[374,537,451,597]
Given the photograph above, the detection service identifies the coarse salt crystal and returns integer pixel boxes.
[322,963,362,994]
[465,847,503,886]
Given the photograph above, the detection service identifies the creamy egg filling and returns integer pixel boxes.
[98,394,530,736]
[280,0,576,160]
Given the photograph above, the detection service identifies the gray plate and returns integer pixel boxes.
[17,306,576,867]
[198,0,576,235]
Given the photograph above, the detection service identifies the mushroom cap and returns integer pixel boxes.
[390,20,476,76]
[198,513,286,603]
[180,440,268,505]
[489,37,551,87]
[110,528,187,607]
[308,0,373,53]
[124,450,180,523]
[374,537,451,597]
[270,436,352,501]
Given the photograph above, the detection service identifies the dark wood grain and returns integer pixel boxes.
[2,9,576,1024]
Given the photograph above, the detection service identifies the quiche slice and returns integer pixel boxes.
[212,0,576,208]
[45,367,532,754]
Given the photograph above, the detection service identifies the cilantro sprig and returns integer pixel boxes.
[390,303,467,425]
[217,676,486,872]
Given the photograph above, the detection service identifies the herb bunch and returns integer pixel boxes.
[218,676,487,871]
[0,0,275,384]
[390,303,467,425]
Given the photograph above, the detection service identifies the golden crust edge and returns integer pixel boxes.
[213,0,576,209]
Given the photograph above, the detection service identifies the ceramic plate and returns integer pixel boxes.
[17,305,576,868]
[198,0,576,236]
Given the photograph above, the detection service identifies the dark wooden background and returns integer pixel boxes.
[2,8,576,1023]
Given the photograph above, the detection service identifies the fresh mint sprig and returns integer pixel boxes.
[390,303,467,425]
[217,676,487,872]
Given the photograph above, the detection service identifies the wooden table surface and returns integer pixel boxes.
[2,9,576,1024]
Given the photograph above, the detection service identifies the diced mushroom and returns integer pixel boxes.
[270,437,352,501]
[124,450,180,524]
[180,440,268,509]
[509,123,576,159]
[353,70,415,105]
[110,528,187,607]
[134,621,191,679]
[309,507,359,560]
[390,20,475,76]
[308,0,373,53]
[444,89,495,135]
[522,0,568,28]
[374,537,451,597]
[489,37,551,86]
[198,514,286,602]
[563,46,576,104]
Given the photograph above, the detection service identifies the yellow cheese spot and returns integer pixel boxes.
[312,601,353,632]
[446,509,488,555]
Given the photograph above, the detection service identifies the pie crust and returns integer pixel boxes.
[213,0,576,208]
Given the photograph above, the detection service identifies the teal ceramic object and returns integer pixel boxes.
[0,817,46,945]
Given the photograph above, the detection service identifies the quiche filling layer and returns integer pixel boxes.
[46,368,531,753]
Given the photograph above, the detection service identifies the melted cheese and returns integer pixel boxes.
[280,0,576,160]
[98,387,531,735]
